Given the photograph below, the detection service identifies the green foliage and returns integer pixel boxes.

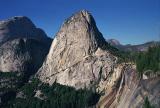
[0,72,24,91]
[6,78,100,108]
[0,72,26,107]
[135,46,160,77]
[112,45,160,77]
[117,45,160,77]
[20,78,40,97]
[143,97,155,108]
[0,72,17,77]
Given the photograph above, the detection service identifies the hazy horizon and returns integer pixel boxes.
[0,0,160,45]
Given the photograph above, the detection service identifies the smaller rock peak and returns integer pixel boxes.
[11,16,29,20]
[107,39,121,46]
[12,16,33,23]
[0,16,36,28]
[0,16,48,44]
[3,16,29,21]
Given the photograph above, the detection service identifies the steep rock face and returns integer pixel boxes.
[0,16,52,105]
[0,16,49,44]
[37,10,117,89]
[0,38,51,73]
[0,16,52,73]
[115,77,160,108]
[97,64,160,108]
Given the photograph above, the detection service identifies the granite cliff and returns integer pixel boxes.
[0,16,51,74]
[37,10,160,108]
[37,10,119,90]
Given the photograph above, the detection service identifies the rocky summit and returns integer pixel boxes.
[37,10,118,89]
[0,16,49,44]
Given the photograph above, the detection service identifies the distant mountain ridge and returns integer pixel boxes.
[107,39,160,52]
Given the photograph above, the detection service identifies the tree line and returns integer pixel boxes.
[4,78,100,108]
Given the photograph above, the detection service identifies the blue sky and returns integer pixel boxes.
[0,0,160,45]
